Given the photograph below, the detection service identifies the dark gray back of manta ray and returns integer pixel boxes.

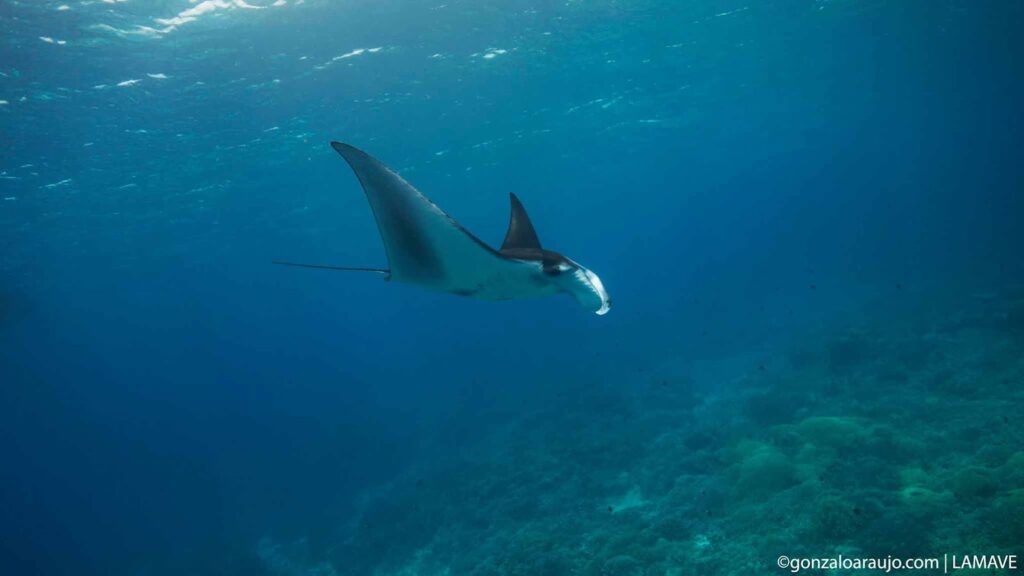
[330,141,504,284]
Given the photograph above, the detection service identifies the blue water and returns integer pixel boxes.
[2,1,1023,575]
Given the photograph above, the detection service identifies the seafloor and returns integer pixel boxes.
[259,288,1024,576]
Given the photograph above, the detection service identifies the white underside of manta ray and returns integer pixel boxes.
[275,142,611,315]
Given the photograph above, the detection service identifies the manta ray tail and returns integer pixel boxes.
[273,261,390,274]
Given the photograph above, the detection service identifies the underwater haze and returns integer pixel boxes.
[2,1,1023,575]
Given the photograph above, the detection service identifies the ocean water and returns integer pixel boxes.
[1,1,1023,575]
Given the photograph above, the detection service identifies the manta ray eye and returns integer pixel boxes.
[544,261,572,276]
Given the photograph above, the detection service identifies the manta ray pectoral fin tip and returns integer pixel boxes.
[330,141,352,155]
[330,141,377,172]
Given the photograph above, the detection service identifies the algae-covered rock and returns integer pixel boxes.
[651,512,690,541]
[727,440,798,498]
[899,467,931,488]
[859,509,936,557]
[899,485,953,515]
[601,555,643,576]
[949,466,999,502]
[795,416,870,449]
[987,489,1024,547]
[898,467,955,520]
[809,493,866,543]
[999,451,1024,487]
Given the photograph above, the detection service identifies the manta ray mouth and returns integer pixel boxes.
[576,268,611,315]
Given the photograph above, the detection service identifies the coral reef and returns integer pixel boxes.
[259,290,1024,576]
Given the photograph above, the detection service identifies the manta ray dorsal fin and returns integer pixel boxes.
[501,193,542,251]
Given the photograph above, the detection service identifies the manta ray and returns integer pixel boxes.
[275,142,611,315]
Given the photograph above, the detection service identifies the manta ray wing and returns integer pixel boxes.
[330,142,549,298]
